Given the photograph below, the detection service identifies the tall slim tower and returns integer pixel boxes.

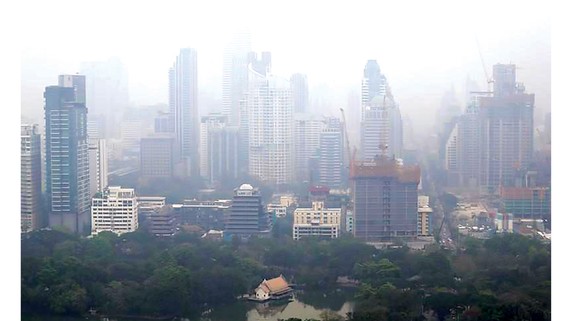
[169,48,199,176]
[360,95,403,161]
[294,113,324,183]
[246,71,294,186]
[21,124,42,232]
[361,60,387,120]
[44,75,91,234]
[222,33,253,126]
[291,73,309,113]
[88,139,108,197]
[318,117,344,189]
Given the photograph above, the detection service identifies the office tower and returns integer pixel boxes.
[246,67,293,186]
[21,124,42,232]
[318,117,344,188]
[88,139,108,197]
[201,114,239,184]
[294,113,324,183]
[44,75,90,234]
[361,60,387,120]
[120,119,144,150]
[351,157,421,241]
[91,186,138,236]
[238,52,272,175]
[140,134,178,177]
[360,95,403,161]
[292,201,341,240]
[225,184,271,237]
[457,94,484,189]
[291,73,309,113]
[80,57,129,139]
[479,64,534,191]
[443,123,459,186]
[222,32,252,126]
[169,48,199,176]
[154,112,173,133]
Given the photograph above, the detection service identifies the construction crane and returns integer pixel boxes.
[475,36,494,93]
[339,108,355,175]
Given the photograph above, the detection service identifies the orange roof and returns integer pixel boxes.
[258,275,291,295]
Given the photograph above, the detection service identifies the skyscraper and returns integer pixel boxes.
[318,117,344,189]
[479,64,534,191]
[169,48,199,176]
[294,113,324,183]
[44,75,90,234]
[291,73,309,113]
[200,114,239,185]
[21,124,42,232]
[140,134,178,178]
[246,72,294,186]
[360,95,403,161]
[222,32,252,126]
[361,60,387,120]
[80,57,129,139]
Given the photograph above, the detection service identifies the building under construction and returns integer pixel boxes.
[350,156,421,242]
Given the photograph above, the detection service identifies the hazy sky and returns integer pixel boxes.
[20,0,551,139]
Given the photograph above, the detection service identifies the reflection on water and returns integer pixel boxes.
[23,288,356,321]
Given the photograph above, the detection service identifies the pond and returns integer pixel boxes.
[22,288,357,321]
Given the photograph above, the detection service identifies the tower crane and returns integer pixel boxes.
[340,108,356,175]
[475,36,494,93]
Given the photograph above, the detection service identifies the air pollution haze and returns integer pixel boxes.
[20,0,550,147]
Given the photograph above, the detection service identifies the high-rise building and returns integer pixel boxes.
[88,139,108,197]
[140,134,178,177]
[246,70,294,186]
[200,114,240,184]
[154,112,173,133]
[318,117,344,188]
[91,186,138,236]
[294,113,324,183]
[361,60,387,120]
[224,184,271,237]
[44,75,91,234]
[80,58,129,139]
[479,64,534,191]
[222,32,253,126]
[360,95,403,161]
[169,48,199,176]
[292,201,341,240]
[238,52,272,175]
[21,124,42,232]
[457,94,484,189]
[351,157,421,241]
[291,73,309,113]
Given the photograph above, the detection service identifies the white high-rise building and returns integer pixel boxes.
[200,114,228,179]
[294,113,324,183]
[91,186,138,236]
[222,32,252,126]
[169,48,199,176]
[360,95,403,161]
[88,139,108,197]
[21,124,42,232]
[361,60,387,121]
[247,71,294,186]
[318,117,344,188]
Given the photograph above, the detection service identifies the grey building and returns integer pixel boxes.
[224,184,271,237]
[351,157,421,241]
[361,60,387,120]
[21,124,42,232]
[169,48,199,176]
[291,73,309,113]
[44,75,91,234]
[140,134,178,177]
[318,117,344,189]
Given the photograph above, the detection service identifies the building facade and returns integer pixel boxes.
[44,75,91,234]
[200,114,239,184]
[292,201,341,240]
[294,113,324,183]
[222,32,253,126]
[361,60,387,120]
[140,134,178,177]
[91,186,138,236]
[360,95,403,161]
[290,73,309,113]
[351,157,421,241]
[169,48,199,176]
[318,117,344,188]
[88,139,108,197]
[224,184,271,237]
[21,124,42,232]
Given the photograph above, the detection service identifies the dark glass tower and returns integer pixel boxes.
[224,184,271,237]
[44,75,91,234]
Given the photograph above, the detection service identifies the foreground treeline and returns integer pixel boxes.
[21,230,550,320]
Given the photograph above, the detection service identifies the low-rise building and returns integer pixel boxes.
[254,275,293,301]
[267,204,287,218]
[293,201,341,240]
[91,186,138,236]
[148,206,176,237]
